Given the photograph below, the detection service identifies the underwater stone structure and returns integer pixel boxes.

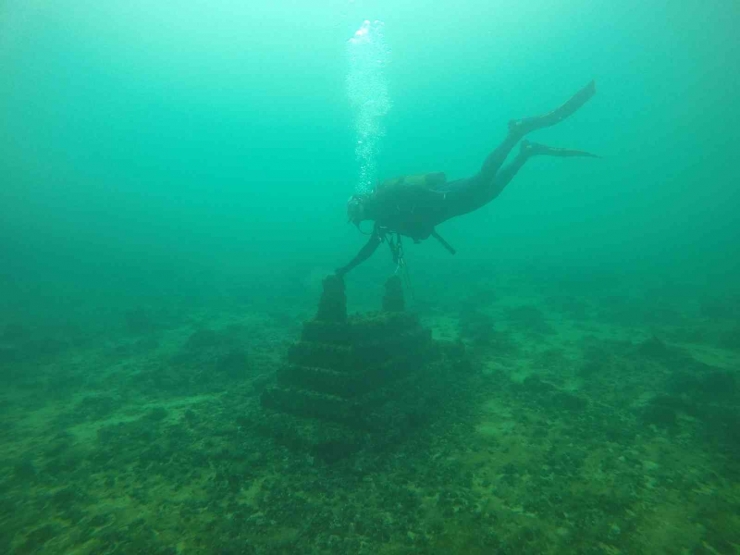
[260,275,464,461]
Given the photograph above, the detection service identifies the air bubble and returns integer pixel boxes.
[346,20,392,194]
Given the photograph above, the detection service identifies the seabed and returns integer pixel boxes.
[1,271,739,554]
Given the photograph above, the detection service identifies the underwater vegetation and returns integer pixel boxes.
[1,264,739,555]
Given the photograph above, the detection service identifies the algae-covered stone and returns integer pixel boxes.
[315,275,347,323]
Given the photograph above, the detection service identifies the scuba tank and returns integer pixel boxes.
[373,172,457,255]
[377,172,447,191]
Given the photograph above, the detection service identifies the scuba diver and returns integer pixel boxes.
[336,80,599,277]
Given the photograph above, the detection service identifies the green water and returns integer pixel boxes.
[1,1,739,554]
[3,0,738,309]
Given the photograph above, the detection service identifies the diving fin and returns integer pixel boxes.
[521,140,600,159]
[509,80,597,136]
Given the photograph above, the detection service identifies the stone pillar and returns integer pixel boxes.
[315,275,347,323]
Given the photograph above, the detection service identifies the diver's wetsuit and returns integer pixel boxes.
[336,80,598,277]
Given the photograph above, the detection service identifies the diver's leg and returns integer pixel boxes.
[478,131,523,184]
[480,140,600,204]
[478,80,597,183]
[479,146,531,204]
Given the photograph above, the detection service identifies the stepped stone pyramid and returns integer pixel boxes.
[260,274,465,461]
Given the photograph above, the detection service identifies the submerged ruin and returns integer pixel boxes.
[260,274,467,461]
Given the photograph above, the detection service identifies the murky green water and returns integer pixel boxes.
[1,2,738,553]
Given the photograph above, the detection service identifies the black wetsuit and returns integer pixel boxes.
[336,80,598,276]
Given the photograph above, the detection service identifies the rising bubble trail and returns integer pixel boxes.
[346,20,392,193]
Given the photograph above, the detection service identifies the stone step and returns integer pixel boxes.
[278,365,370,398]
[300,320,352,345]
[288,328,435,372]
[351,328,433,366]
[260,387,369,428]
[350,311,421,340]
[288,342,353,371]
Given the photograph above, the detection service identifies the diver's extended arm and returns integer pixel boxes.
[336,226,383,277]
